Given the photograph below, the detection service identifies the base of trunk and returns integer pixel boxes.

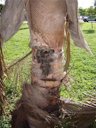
[11,83,61,128]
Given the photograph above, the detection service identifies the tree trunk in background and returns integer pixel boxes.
[0,37,5,116]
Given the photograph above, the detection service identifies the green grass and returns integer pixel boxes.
[61,23,96,101]
[3,23,30,63]
[0,22,96,127]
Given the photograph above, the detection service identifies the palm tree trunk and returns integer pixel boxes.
[27,0,67,122]
[12,0,67,127]
[27,0,67,116]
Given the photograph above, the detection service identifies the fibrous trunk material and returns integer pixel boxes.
[12,0,67,127]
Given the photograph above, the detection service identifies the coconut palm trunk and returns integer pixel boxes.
[28,0,67,114]
[12,0,67,127]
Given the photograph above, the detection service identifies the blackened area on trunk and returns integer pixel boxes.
[44,103,60,117]
[36,48,54,76]
[44,87,61,117]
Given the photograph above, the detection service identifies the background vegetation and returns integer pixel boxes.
[79,6,96,16]
[0,23,96,127]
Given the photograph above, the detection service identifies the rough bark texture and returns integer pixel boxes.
[0,36,5,116]
[12,0,67,127]
[12,83,58,128]
[27,0,67,115]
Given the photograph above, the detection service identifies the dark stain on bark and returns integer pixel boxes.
[44,87,60,117]
[36,49,54,76]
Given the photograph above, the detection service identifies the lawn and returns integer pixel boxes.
[0,23,96,127]
[61,23,96,101]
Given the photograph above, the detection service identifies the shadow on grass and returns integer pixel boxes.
[83,30,95,34]
[19,27,29,31]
